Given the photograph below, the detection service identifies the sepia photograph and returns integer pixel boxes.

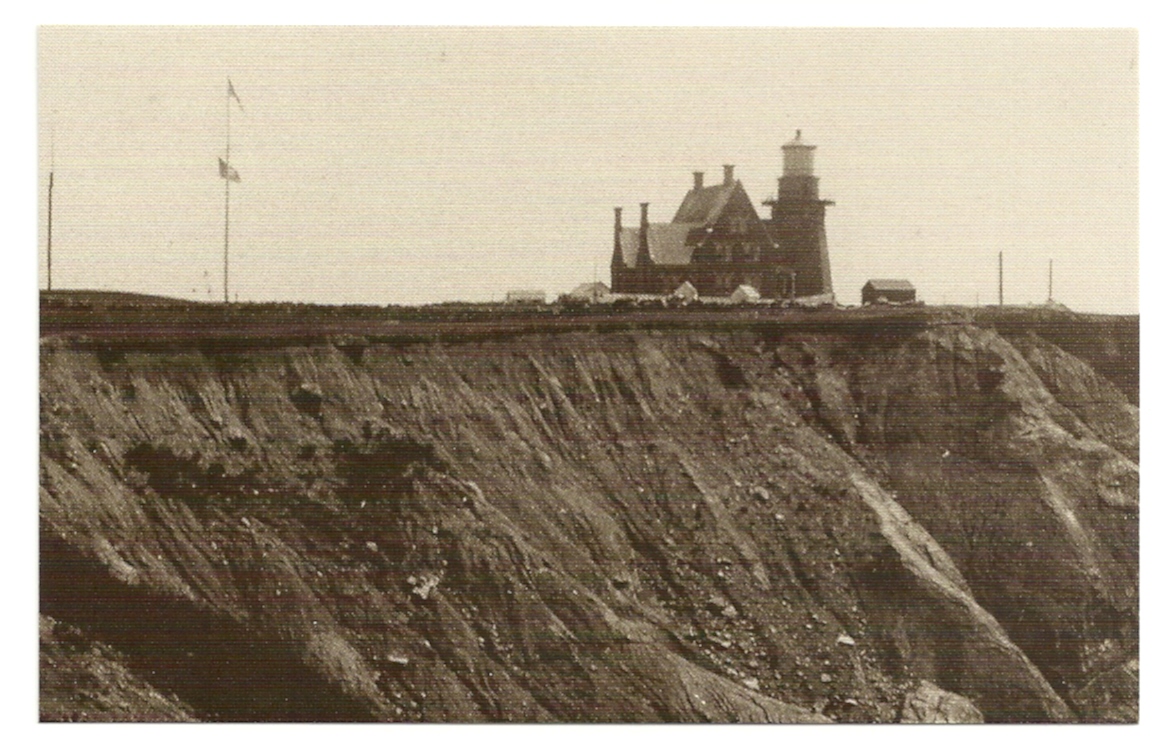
[37,25,1138,724]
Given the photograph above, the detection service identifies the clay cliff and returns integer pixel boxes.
[39,310,1138,722]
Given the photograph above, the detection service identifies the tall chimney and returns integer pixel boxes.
[723,164,735,185]
[693,171,704,190]
[637,202,653,266]
[612,207,623,265]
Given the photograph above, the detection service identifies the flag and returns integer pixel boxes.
[227,78,243,110]
[218,157,241,183]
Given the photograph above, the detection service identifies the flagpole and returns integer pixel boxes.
[224,80,231,304]
[46,172,54,292]
[47,125,55,292]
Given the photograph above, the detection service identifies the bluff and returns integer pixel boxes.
[39,308,1138,722]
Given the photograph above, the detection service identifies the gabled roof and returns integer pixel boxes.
[863,279,915,291]
[568,282,611,299]
[730,284,761,303]
[672,182,737,225]
[618,224,702,267]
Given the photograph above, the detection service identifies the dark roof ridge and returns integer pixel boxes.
[672,180,741,225]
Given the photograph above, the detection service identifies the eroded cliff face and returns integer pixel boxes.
[39,320,1137,722]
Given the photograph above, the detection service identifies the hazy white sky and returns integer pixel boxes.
[38,27,1137,311]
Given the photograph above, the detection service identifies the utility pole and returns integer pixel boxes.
[46,171,54,292]
[46,125,55,292]
[223,83,232,304]
[998,251,1003,306]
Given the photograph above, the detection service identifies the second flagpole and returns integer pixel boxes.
[223,80,231,304]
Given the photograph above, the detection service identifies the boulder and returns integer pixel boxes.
[900,681,983,724]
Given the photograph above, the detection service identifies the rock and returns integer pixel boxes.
[410,572,442,600]
[707,634,734,650]
[225,428,249,451]
[385,654,410,667]
[820,673,832,683]
[706,594,738,619]
[836,634,856,647]
[365,541,379,553]
[742,678,760,691]
[750,486,771,502]
[900,681,984,724]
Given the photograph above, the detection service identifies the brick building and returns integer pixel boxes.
[610,131,834,299]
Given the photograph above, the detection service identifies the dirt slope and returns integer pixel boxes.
[39,318,1137,722]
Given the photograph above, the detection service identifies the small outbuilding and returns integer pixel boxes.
[730,284,761,304]
[567,282,611,302]
[505,289,547,304]
[861,279,916,305]
[671,281,699,303]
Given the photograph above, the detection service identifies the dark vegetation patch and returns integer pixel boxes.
[124,443,263,512]
[713,353,749,389]
[40,616,196,722]
[40,530,377,721]
[334,430,445,509]
[885,447,1135,699]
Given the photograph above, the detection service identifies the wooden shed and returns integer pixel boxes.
[862,279,916,305]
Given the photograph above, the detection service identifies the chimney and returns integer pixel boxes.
[693,171,704,190]
[723,164,735,185]
[612,207,623,265]
[637,202,653,266]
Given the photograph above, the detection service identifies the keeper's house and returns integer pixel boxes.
[610,131,834,300]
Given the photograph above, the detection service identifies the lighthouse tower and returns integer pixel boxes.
[764,130,834,297]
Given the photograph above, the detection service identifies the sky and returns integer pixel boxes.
[37,26,1138,312]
